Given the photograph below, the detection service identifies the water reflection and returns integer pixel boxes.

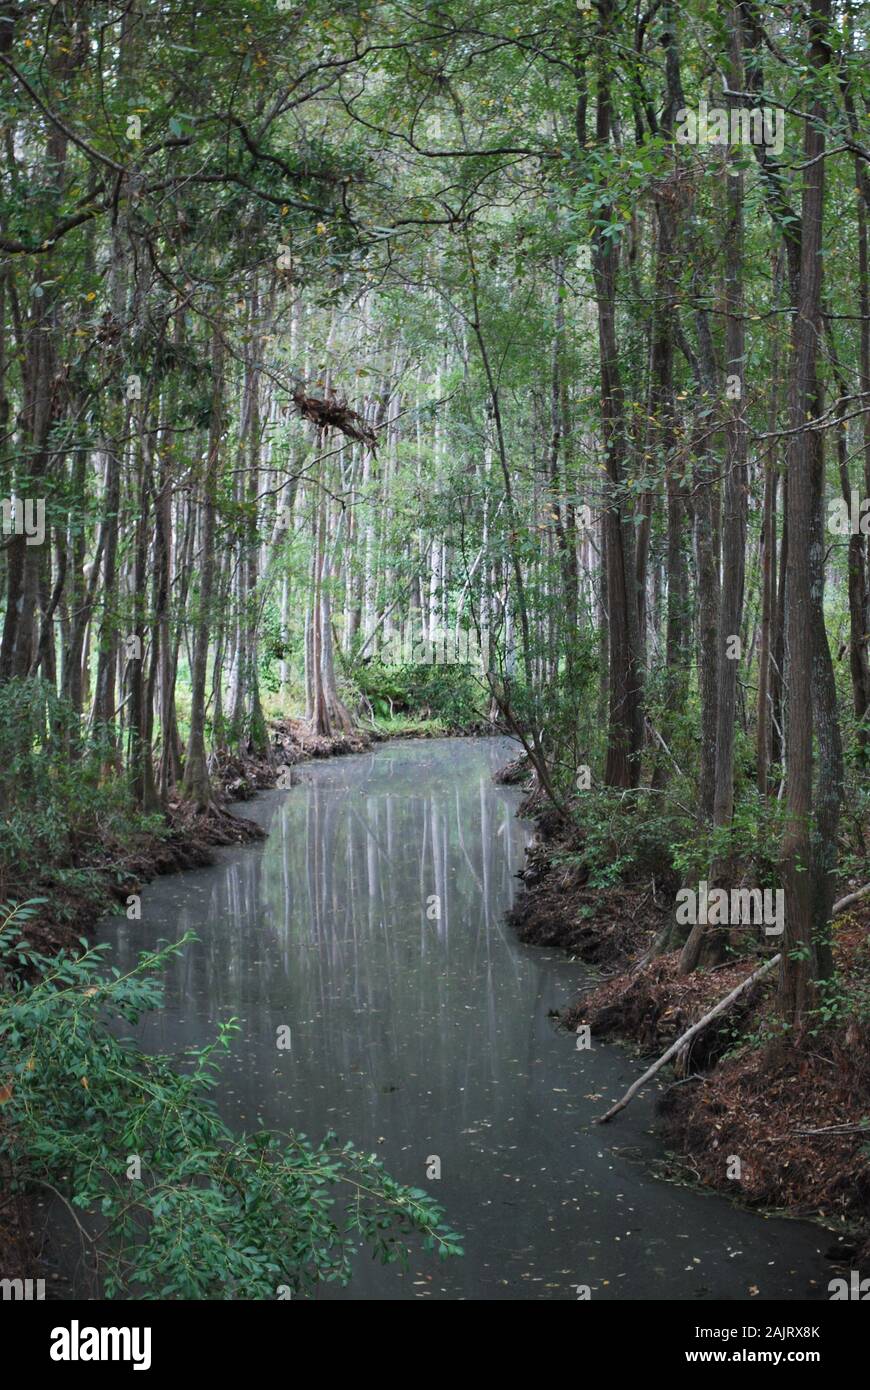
[99,737,828,1301]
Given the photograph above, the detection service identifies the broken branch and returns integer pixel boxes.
[594,954,781,1125]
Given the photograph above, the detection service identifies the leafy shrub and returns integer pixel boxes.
[0,678,161,902]
[566,785,690,888]
[0,902,462,1298]
[670,789,786,887]
[355,659,483,729]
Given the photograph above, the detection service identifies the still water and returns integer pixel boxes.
[98,736,829,1300]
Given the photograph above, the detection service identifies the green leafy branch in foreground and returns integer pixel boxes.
[0,902,462,1298]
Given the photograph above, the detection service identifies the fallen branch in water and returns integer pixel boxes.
[594,954,781,1125]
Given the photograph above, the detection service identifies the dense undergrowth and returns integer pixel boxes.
[0,679,170,912]
[350,658,486,733]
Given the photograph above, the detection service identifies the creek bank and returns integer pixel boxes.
[505,784,870,1260]
[11,721,394,962]
[215,717,384,801]
[216,716,499,803]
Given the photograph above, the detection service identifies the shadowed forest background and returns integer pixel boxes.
[0,0,869,1300]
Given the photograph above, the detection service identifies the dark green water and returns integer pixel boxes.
[96,736,830,1301]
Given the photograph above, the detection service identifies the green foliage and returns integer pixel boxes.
[671,790,787,888]
[0,680,164,903]
[526,629,603,797]
[809,940,870,1034]
[0,902,462,1299]
[564,778,790,899]
[257,597,291,694]
[565,786,690,889]
[354,660,483,731]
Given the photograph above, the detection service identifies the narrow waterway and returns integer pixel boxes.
[98,736,829,1300]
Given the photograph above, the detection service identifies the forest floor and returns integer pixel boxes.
[505,782,870,1265]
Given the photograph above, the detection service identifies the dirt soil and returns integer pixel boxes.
[507,832,670,970]
[508,794,870,1256]
[563,952,769,1068]
[653,916,870,1240]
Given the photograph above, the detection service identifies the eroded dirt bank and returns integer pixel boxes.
[506,790,870,1262]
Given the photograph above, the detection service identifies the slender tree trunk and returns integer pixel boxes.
[779,0,836,1028]
[183,322,224,810]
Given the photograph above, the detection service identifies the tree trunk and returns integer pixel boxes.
[183,322,224,810]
